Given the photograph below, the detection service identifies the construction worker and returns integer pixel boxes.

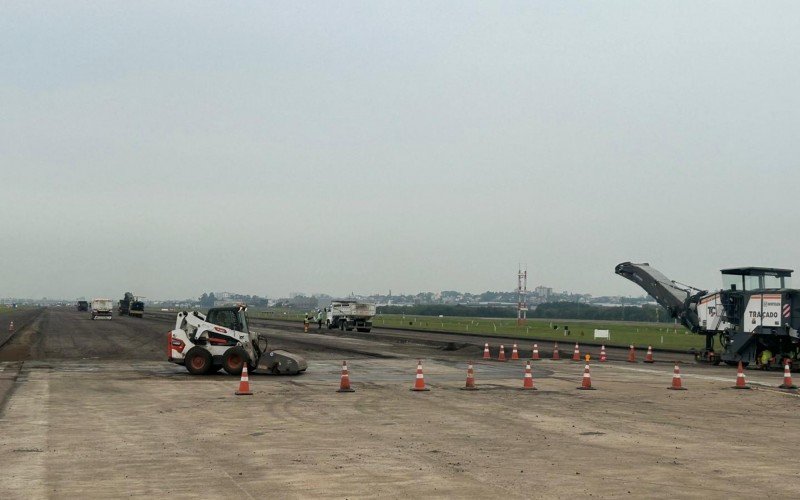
[315,309,324,330]
[760,348,773,370]
[303,314,310,333]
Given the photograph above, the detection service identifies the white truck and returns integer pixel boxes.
[326,300,376,332]
[90,298,114,320]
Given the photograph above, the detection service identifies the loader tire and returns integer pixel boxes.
[357,328,371,333]
[223,347,248,376]
[185,347,213,375]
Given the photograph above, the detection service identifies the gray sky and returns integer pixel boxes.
[2,2,799,300]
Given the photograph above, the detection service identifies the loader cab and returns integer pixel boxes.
[721,267,793,292]
[206,306,249,333]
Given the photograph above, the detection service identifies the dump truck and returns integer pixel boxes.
[168,305,307,375]
[90,298,114,320]
[616,262,800,368]
[326,300,376,332]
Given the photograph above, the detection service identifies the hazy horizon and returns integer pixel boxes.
[3,2,799,301]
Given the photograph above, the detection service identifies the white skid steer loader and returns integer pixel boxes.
[167,305,307,375]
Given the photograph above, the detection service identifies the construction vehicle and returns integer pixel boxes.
[167,305,307,375]
[616,262,800,368]
[326,300,376,332]
[77,300,89,311]
[118,293,144,317]
[129,300,144,318]
[90,298,114,320]
[118,292,145,317]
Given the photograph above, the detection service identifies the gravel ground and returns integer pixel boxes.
[0,309,798,499]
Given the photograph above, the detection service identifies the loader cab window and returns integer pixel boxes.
[236,311,249,333]
[206,309,237,330]
[723,275,743,292]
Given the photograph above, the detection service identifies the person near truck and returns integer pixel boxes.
[315,309,324,330]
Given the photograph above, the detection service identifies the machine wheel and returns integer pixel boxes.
[185,348,213,375]
[209,365,222,373]
[357,328,371,333]
[340,321,345,331]
[223,347,248,376]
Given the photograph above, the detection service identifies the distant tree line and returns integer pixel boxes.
[377,303,673,323]
[198,292,268,308]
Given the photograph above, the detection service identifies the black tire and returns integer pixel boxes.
[185,347,213,375]
[209,365,222,373]
[357,328,371,333]
[346,327,354,331]
[223,347,249,376]
[340,321,345,331]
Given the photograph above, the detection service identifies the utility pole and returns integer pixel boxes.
[517,266,528,326]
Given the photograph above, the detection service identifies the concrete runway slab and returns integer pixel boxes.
[1,309,798,498]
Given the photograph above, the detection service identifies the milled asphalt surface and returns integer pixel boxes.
[0,308,798,498]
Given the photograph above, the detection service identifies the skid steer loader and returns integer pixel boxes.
[167,305,307,375]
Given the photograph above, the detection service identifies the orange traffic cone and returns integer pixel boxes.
[531,344,540,360]
[498,345,507,362]
[337,361,355,393]
[627,345,636,363]
[667,364,686,390]
[511,344,520,360]
[779,361,797,390]
[235,365,253,395]
[577,364,595,390]
[462,361,478,391]
[411,359,430,391]
[482,343,491,360]
[644,345,654,363]
[552,342,560,360]
[521,361,536,390]
[571,343,581,361]
[599,345,607,362]
[732,361,750,390]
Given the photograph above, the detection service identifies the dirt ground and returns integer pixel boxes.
[0,309,798,499]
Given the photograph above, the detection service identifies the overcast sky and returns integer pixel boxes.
[1,2,799,300]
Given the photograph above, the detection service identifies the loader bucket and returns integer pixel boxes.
[256,349,308,375]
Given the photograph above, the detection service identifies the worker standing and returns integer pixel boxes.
[760,349,772,370]
[316,309,324,330]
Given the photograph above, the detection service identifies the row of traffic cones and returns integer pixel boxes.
[482,342,650,363]
[232,358,798,396]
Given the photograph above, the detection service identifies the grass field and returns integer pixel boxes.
[252,310,707,351]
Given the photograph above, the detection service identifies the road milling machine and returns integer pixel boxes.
[167,305,307,375]
[616,262,800,368]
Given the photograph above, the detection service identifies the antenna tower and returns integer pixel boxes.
[517,266,528,326]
